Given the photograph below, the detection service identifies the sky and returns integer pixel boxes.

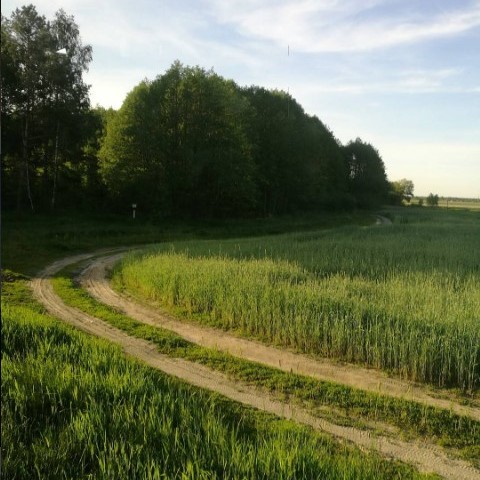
[4,0,480,197]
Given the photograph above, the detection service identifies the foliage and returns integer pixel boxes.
[390,179,415,205]
[343,138,390,208]
[99,62,258,217]
[2,2,391,218]
[1,5,92,211]
[241,87,350,214]
[99,70,390,217]
[426,193,440,206]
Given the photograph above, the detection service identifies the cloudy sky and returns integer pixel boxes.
[4,0,480,197]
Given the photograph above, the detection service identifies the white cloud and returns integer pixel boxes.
[208,0,480,52]
[292,68,465,95]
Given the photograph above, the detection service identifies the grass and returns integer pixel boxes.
[3,207,478,477]
[115,207,480,392]
[2,277,437,479]
[2,210,371,275]
[412,198,480,210]
[48,264,480,459]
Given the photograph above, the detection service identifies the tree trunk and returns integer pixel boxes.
[15,156,25,211]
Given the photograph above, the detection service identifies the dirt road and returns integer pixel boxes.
[31,250,480,480]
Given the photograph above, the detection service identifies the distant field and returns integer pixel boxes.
[438,199,480,210]
[116,207,480,391]
[413,197,480,210]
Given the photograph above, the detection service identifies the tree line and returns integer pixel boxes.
[2,5,393,218]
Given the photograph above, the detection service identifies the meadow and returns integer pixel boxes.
[2,277,434,479]
[50,263,480,457]
[115,207,480,392]
[3,207,479,478]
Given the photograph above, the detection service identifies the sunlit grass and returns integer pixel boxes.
[2,284,435,479]
[116,208,480,391]
[50,269,480,455]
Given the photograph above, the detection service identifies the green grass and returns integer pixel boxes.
[3,207,478,477]
[49,265,480,458]
[2,279,437,479]
[115,207,480,392]
[412,198,480,210]
[2,210,370,275]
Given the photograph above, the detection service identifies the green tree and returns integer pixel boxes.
[100,62,257,217]
[242,87,348,214]
[242,87,306,214]
[343,138,389,208]
[389,178,414,205]
[99,80,166,212]
[1,5,92,211]
[426,193,439,206]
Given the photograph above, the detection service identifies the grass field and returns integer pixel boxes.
[7,304,427,479]
[49,263,480,458]
[115,207,480,392]
[2,269,435,479]
[2,210,371,275]
[2,207,478,477]
[437,199,480,210]
[413,198,480,210]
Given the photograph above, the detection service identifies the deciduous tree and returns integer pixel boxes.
[389,178,414,205]
[343,138,389,208]
[1,5,92,211]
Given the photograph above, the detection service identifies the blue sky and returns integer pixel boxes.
[4,0,480,197]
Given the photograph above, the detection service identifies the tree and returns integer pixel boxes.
[1,5,92,211]
[343,138,389,208]
[241,87,348,214]
[100,62,258,217]
[389,178,414,205]
[241,86,308,214]
[426,193,439,206]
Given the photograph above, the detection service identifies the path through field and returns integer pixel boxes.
[83,252,480,421]
[32,250,480,480]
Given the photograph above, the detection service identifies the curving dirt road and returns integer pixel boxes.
[31,250,480,480]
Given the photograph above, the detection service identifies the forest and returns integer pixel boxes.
[2,5,391,218]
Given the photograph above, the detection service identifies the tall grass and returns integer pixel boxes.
[2,301,432,479]
[116,208,480,391]
[52,268,480,453]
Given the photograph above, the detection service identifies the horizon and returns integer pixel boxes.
[3,0,480,198]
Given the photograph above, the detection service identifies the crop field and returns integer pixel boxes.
[3,208,479,478]
[115,207,480,392]
[429,198,480,210]
[2,280,433,479]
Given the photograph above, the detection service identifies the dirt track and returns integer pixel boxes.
[31,250,480,480]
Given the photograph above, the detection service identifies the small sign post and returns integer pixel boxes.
[132,203,137,219]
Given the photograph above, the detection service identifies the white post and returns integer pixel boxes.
[132,203,137,219]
